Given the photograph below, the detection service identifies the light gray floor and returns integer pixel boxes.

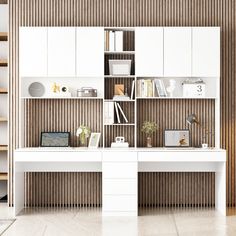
[2,206,236,236]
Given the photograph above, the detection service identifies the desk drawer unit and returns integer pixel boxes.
[102,152,138,216]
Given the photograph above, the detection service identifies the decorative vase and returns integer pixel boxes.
[146,137,152,148]
[202,143,208,149]
[80,135,87,147]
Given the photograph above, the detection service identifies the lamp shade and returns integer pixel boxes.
[186,114,199,125]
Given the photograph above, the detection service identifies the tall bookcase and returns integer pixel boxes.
[19,27,220,151]
[0,2,8,203]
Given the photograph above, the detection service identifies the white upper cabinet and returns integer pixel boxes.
[20,27,47,77]
[192,27,220,77]
[164,27,191,77]
[135,27,163,76]
[76,27,104,77]
[48,27,76,77]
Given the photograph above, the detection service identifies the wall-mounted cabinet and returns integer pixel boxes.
[48,27,76,77]
[164,27,192,77]
[192,27,220,77]
[135,27,163,76]
[76,27,104,77]
[19,27,47,77]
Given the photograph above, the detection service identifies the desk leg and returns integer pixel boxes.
[215,162,226,216]
[14,166,24,216]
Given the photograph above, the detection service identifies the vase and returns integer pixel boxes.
[146,137,152,148]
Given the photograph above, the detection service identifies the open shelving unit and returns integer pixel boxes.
[0,2,9,203]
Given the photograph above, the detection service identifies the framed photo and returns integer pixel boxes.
[164,130,190,147]
[40,132,70,147]
[109,60,131,76]
[88,133,101,148]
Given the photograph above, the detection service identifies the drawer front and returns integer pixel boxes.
[103,195,137,212]
[103,151,137,162]
[103,179,137,195]
[103,162,137,179]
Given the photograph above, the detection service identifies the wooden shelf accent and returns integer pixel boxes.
[0,59,8,67]
[0,145,8,151]
[0,88,8,94]
[0,173,8,181]
[0,117,7,122]
[0,32,8,41]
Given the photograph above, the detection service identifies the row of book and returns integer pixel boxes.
[104,30,123,52]
[104,101,128,124]
[136,79,167,97]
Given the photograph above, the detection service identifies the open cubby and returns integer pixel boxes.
[104,77,135,99]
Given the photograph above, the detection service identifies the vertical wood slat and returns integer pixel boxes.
[8,0,235,207]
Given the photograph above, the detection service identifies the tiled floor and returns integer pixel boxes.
[2,207,236,236]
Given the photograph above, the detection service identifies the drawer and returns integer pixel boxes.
[103,179,137,195]
[103,195,137,212]
[103,151,137,162]
[103,162,137,179]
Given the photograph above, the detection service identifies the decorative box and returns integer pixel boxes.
[109,59,131,76]
[182,79,206,97]
[77,87,97,97]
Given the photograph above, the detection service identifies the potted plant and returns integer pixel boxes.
[76,125,91,147]
[141,121,158,148]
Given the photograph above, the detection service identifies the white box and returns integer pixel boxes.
[183,83,206,97]
[109,60,131,75]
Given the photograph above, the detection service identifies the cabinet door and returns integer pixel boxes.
[19,27,47,77]
[164,27,191,77]
[135,27,163,76]
[192,27,220,77]
[76,27,104,77]
[48,27,76,76]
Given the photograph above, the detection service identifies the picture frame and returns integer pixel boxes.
[109,59,131,75]
[88,133,101,148]
[40,132,70,147]
[164,129,190,147]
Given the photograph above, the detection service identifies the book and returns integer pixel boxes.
[114,102,121,123]
[154,79,167,97]
[109,31,115,51]
[130,80,135,99]
[116,103,128,123]
[115,31,123,51]
[104,101,114,124]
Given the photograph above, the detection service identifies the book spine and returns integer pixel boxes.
[115,31,123,51]
[109,31,115,51]
[114,102,121,123]
[131,80,135,99]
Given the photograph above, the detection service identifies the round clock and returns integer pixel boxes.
[28,82,45,97]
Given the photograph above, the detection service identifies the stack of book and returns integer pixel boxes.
[104,101,128,124]
[136,79,167,97]
[104,30,123,51]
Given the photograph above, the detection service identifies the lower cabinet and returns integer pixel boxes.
[102,151,138,216]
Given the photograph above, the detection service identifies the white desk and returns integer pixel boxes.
[14,148,226,216]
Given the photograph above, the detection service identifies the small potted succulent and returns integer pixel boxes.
[76,125,91,146]
[141,121,158,148]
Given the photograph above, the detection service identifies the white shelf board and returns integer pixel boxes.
[104,123,135,126]
[136,97,216,99]
[104,51,135,54]
[104,99,135,102]
[104,75,135,78]
[21,97,103,100]
[104,27,135,31]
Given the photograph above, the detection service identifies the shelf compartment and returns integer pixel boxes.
[0,59,8,67]
[0,145,8,151]
[104,125,135,148]
[0,88,8,94]
[0,173,8,181]
[0,32,8,41]
[0,117,7,122]
[105,77,135,100]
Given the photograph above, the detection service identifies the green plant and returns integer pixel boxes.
[76,125,91,145]
[141,121,158,137]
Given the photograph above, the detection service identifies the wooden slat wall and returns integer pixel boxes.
[137,99,215,147]
[9,0,236,207]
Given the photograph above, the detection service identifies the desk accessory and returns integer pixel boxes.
[28,82,45,97]
[40,132,70,147]
[88,133,101,148]
[77,87,97,97]
[164,130,190,147]
[111,136,129,148]
[182,78,206,97]
[141,121,158,147]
